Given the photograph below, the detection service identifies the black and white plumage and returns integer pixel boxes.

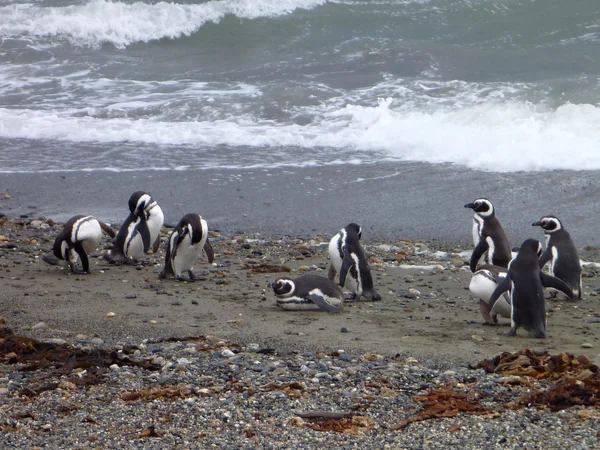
[464,198,512,272]
[270,275,343,312]
[328,223,380,301]
[533,216,581,299]
[111,191,164,261]
[159,213,215,281]
[488,239,574,338]
[52,215,115,274]
[469,264,511,324]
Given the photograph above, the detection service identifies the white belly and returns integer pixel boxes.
[469,270,511,318]
[146,204,164,251]
[328,233,343,279]
[472,216,483,247]
[276,297,321,311]
[172,240,203,277]
[124,225,145,259]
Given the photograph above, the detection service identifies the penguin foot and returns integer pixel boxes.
[504,327,517,336]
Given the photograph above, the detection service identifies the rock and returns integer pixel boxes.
[32,321,47,330]
[125,293,137,299]
[106,312,115,317]
[340,327,350,333]
[221,348,235,357]
[581,343,593,349]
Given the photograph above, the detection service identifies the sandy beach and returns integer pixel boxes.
[1,207,599,363]
[2,202,600,448]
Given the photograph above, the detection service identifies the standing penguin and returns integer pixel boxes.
[328,223,380,301]
[159,213,215,281]
[53,215,115,274]
[111,191,164,262]
[533,216,581,299]
[488,239,574,338]
[270,274,343,312]
[464,198,512,272]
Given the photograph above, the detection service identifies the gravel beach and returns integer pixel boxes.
[1,209,600,448]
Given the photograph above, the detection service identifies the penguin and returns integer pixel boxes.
[488,239,574,338]
[532,216,581,299]
[159,213,215,281]
[111,191,164,262]
[464,198,512,272]
[270,274,343,312]
[328,223,381,301]
[469,264,511,324]
[53,215,115,274]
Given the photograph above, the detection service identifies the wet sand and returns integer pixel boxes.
[2,161,600,246]
[1,214,599,365]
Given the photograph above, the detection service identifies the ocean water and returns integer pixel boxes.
[1,0,599,174]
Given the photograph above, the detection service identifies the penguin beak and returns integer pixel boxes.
[532,221,542,227]
[464,203,475,209]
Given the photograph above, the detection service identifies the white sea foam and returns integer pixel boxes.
[2,97,600,173]
[0,0,328,48]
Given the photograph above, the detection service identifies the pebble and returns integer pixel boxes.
[581,343,593,348]
[340,327,350,333]
[31,321,47,330]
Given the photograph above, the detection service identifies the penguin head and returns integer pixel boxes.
[519,238,543,257]
[128,191,152,216]
[464,198,494,217]
[56,241,71,262]
[345,223,362,239]
[269,279,295,297]
[532,216,562,233]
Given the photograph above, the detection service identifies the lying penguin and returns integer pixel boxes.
[469,264,512,324]
[52,215,115,274]
[270,274,343,312]
[328,223,381,301]
[488,239,573,338]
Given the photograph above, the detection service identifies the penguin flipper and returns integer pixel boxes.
[470,239,489,272]
[138,220,152,253]
[73,242,89,273]
[487,276,511,315]
[538,248,552,269]
[307,291,342,313]
[98,221,116,239]
[339,252,355,288]
[540,273,574,299]
[203,238,215,263]
[160,232,178,278]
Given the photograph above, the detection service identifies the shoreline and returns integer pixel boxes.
[2,161,600,247]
